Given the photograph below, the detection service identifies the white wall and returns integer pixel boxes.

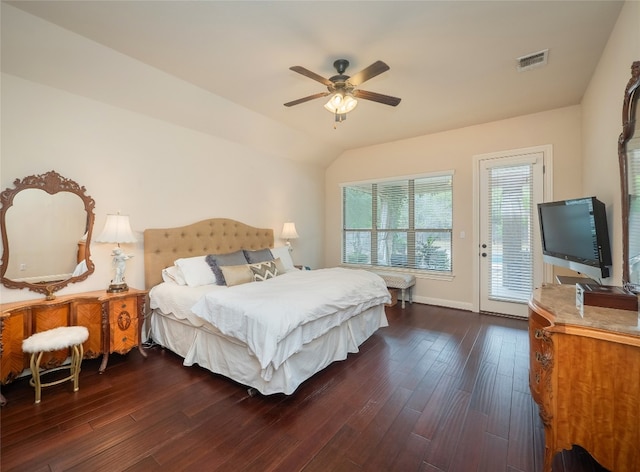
[325,0,638,311]
[325,106,583,310]
[1,5,330,303]
[581,0,639,285]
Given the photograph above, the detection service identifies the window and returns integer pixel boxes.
[342,172,453,272]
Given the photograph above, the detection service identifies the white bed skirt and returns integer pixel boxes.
[149,305,388,395]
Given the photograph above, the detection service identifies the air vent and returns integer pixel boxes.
[517,49,549,71]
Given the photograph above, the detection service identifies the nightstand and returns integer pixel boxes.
[98,288,148,373]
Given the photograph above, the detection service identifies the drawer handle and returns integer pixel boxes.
[534,328,545,339]
[535,372,541,384]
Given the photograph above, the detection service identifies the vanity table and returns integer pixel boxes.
[529,284,640,472]
[0,171,147,405]
[1,288,148,385]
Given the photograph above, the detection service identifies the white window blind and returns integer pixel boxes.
[342,173,452,271]
[487,164,533,303]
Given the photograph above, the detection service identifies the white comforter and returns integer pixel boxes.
[191,267,389,378]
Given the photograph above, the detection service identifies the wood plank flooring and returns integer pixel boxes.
[1,303,610,471]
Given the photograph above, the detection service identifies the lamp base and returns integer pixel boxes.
[107,282,129,293]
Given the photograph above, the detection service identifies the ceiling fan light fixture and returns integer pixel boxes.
[324,92,358,114]
[285,59,399,126]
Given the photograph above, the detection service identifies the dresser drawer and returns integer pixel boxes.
[108,296,139,354]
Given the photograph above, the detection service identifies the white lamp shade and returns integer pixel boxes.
[324,93,358,114]
[95,214,137,244]
[281,222,299,240]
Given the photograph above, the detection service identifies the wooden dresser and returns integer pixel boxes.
[0,288,148,386]
[529,284,640,472]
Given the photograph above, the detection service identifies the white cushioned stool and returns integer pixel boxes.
[373,271,416,308]
[22,326,89,404]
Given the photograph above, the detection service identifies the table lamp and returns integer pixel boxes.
[95,213,136,292]
[281,222,299,252]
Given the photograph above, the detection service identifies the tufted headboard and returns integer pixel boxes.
[143,218,274,289]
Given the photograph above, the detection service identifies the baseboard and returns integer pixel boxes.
[407,294,474,313]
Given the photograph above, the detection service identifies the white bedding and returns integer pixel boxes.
[191,267,390,378]
[149,282,224,327]
[150,304,388,395]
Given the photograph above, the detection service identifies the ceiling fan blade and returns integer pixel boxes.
[354,89,401,107]
[284,92,330,107]
[348,61,390,86]
[289,66,332,86]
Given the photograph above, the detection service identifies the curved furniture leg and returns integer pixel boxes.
[99,352,109,374]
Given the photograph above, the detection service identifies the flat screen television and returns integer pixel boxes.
[537,196,612,281]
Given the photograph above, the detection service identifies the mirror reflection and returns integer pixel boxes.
[628,124,639,287]
[4,189,87,282]
[1,170,95,298]
[620,60,640,293]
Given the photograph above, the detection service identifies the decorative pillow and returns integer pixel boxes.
[220,264,254,287]
[205,251,249,285]
[174,256,216,287]
[272,257,286,274]
[269,246,295,272]
[161,265,187,286]
[243,248,274,264]
[249,260,279,282]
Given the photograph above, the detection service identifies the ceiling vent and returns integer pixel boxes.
[517,49,549,71]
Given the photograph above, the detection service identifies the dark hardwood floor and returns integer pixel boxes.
[1,303,610,471]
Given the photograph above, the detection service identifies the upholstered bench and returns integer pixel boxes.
[22,326,89,403]
[372,271,416,308]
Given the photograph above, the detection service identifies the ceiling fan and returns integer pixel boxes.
[284,59,401,124]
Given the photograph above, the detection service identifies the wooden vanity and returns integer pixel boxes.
[529,284,640,472]
[0,288,147,386]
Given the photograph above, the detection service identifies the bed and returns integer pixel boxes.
[143,218,390,395]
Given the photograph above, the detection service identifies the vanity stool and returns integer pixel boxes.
[21,326,89,403]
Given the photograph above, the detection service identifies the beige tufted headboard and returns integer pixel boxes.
[143,218,274,289]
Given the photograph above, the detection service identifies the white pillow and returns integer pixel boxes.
[161,266,187,285]
[269,246,295,272]
[174,256,217,287]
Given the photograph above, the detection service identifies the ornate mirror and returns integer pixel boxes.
[0,171,95,299]
[619,61,640,293]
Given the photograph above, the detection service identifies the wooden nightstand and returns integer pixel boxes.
[0,288,148,386]
[98,288,148,373]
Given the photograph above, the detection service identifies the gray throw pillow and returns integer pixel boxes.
[205,251,249,285]
[243,248,273,264]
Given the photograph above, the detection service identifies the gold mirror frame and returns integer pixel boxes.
[0,170,96,298]
[618,61,640,292]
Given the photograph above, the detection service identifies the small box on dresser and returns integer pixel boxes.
[576,283,639,311]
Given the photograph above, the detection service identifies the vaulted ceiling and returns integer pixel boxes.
[5,1,624,154]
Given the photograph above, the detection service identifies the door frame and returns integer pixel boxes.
[472,144,554,314]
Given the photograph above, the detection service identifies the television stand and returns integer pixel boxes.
[555,275,597,285]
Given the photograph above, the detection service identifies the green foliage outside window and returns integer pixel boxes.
[342,174,453,272]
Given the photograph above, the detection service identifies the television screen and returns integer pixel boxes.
[538,197,612,279]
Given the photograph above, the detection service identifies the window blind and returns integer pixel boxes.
[343,173,452,271]
[486,164,533,303]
